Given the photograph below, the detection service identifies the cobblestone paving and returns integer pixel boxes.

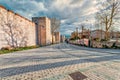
[0,43,120,80]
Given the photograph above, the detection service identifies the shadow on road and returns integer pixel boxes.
[0,54,120,78]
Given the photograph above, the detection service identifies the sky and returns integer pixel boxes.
[0,0,118,36]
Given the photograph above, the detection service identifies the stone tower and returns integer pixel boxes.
[32,17,52,46]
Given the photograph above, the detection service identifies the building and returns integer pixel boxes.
[60,35,65,42]
[90,30,120,40]
[54,32,60,43]
[110,31,120,39]
[90,29,105,40]
[70,31,78,39]
[32,17,52,46]
[0,5,36,49]
[70,29,90,39]
[0,5,60,49]
[79,29,90,39]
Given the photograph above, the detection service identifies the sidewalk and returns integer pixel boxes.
[70,44,120,54]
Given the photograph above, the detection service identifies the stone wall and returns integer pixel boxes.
[0,6,7,49]
[92,41,120,48]
[60,35,65,42]
[32,17,52,46]
[54,32,60,43]
[46,17,52,45]
[0,5,36,49]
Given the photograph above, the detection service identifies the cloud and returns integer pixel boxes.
[0,0,47,19]
[0,0,99,35]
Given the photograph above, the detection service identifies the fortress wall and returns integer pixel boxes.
[0,5,36,49]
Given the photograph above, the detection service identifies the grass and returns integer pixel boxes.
[0,46,39,54]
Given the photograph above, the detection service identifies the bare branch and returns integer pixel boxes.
[96,0,120,40]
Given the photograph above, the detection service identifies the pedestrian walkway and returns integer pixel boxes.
[0,43,120,80]
[70,44,120,54]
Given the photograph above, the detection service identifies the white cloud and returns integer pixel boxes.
[0,0,101,35]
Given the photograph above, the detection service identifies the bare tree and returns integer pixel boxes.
[51,18,60,43]
[0,12,28,48]
[97,0,120,40]
[95,12,101,30]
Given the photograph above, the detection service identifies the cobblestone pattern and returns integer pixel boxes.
[0,43,120,80]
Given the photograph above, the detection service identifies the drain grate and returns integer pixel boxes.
[69,71,87,80]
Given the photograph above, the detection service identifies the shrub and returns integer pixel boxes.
[102,45,109,48]
[101,39,109,42]
[93,38,100,42]
[1,46,13,50]
[70,37,80,40]
[0,45,39,54]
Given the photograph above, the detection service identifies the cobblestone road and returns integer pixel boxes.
[0,43,120,80]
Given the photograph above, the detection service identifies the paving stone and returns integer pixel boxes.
[0,43,120,80]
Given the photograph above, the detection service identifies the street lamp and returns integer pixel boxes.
[86,20,93,47]
[76,27,79,44]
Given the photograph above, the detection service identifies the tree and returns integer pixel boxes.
[0,11,28,48]
[97,0,120,40]
[51,18,60,43]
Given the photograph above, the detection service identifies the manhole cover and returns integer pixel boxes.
[69,71,87,80]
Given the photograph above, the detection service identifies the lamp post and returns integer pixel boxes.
[86,20,93,47]
[76,27,79,44]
